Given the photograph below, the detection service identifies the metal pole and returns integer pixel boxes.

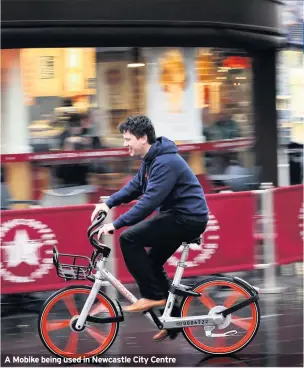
[260,183,286,293]
[278,146,290,187]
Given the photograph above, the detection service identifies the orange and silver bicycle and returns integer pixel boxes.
[38,211,261,358]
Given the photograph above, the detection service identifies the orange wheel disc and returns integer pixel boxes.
[39,286,119,358]
[181,280,260,355]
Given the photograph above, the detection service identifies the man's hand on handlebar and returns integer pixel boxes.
[91,203,110,222]
[90,202,115,238]
[98,223,115,238]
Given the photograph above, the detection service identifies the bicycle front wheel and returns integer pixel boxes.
[38,285,119,358]
[180,278,260,355]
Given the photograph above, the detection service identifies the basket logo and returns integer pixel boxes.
[1,219,56,283]
[167,212,220,268]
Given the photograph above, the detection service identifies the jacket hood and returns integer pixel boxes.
[144,136,178,163]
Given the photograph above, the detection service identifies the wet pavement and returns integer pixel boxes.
[1,272,303,367]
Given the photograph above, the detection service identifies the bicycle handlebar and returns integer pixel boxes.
[87,210,111,251]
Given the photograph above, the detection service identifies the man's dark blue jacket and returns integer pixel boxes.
[106,137,209,229]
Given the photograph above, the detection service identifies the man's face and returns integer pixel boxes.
[123,131,147,157]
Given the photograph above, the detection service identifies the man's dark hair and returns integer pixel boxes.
[118,115,156,144]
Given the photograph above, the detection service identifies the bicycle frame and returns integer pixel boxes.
[75,243,223,331]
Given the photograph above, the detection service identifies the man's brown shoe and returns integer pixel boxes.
[123,298,166,312]
[153,329,169,342]
[153,329,180,342]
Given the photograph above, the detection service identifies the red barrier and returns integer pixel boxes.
[0,138,254,164]
[113,191,256,283]
[274,184,303,265]
[2,184,301,294]
[0,205,94,294]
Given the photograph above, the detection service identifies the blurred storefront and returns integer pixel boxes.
[1,47,254,148]
[276,1,303,185]
[1,0,285,207]
[1,46,255,202]
[277,0,304,145]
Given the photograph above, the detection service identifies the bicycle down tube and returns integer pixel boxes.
[76,259,156,330]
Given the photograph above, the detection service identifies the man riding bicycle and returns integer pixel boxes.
[91,115,209,341]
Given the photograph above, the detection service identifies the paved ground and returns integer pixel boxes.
[1,272,303,367]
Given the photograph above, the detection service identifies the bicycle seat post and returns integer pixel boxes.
[180,242,189,264]
[171,242,189,287]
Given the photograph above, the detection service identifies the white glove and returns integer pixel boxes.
[91,202,110,222]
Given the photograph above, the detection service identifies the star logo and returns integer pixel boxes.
[2,230,42,267]
[1,219,56,283]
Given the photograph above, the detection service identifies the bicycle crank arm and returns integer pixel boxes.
[143,309,163,329]
[86,315,124,323]
[205,330,238,337]
[219,294,259,318]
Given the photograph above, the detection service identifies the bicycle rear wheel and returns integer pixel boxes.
[38,285,119,358]
[180,278,260,355]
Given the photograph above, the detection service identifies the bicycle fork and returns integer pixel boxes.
[75,276,104,330]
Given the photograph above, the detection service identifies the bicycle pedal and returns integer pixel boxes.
[169,332,180,340]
